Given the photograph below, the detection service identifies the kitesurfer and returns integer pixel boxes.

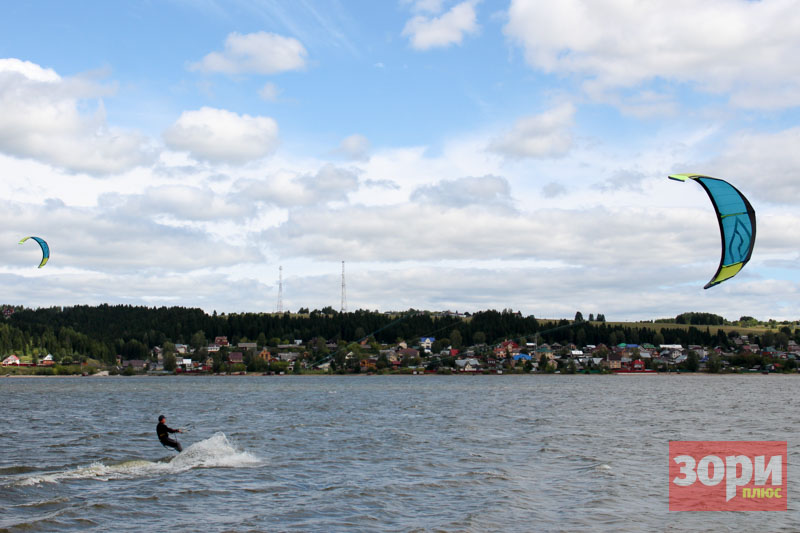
[156,414,183,452]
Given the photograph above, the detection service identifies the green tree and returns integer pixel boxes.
[432,338,450,354]
[566,358,577,374]
[190,330,207,352]
[376,352,389,369]
[684,351,699,372]
[450,329,463,349]
[256,332,268,347]
[538,353,549,372]
[164,353,177,372]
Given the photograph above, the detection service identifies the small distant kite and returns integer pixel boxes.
[18,236,50,268]
[668,174,756,289]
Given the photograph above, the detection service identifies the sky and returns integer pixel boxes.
[1,0,799,322]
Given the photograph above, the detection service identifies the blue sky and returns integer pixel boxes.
[1,0,799,321]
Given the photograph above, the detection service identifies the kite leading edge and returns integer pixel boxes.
[668,174,756,289]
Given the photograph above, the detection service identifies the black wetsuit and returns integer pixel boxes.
[157,421,182,452]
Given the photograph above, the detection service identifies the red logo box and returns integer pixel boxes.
[669,441,787,511]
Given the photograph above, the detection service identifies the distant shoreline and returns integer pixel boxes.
[3,371,794,378]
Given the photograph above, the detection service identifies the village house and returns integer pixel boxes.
[494,340,520,358]
[360,357,377,371]
[536,344,555,361]
[398,347,419,360]
[2,354,20,366]
[256,348,271,362]
[419,337,435,352]
[228,352,244,365]
[123,359,147,370]
[40,354,55,366]
[379,348,397,360]
[603,352,622,369]
[513,353,532,365]
[688,345,707,357]
[214,336,229,346]
[455,358,480,372]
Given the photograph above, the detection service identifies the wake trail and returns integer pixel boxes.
[9,432,260,487]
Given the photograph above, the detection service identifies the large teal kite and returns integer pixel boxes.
[669,174,756,289]
[18,236,50,268]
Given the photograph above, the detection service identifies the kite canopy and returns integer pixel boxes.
[18,236,50,268]
[668,174,756,289]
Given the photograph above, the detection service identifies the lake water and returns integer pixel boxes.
[1,374,798,532]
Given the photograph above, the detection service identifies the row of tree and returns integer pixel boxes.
[1,304,797,365]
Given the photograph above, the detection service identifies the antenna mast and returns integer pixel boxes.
[277,265,283,313]
[340,260,347,313]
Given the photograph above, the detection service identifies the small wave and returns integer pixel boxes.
[13,432,259,486]
[171,432,260,469]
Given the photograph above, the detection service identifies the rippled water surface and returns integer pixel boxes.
[1,375,798,532]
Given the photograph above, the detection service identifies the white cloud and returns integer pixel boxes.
[411,175,512,208]
[234,164,360,207]
[191,31,308,74]
[403,0,479,50]
[504,0,800,109]
[0,58,154,175]
[259,82,281,102]
[542,182,566,198]
[163,107,279,164]
[0,58,60,82]
[404,0,446,14]
[488,103,574,158]
[296,164,360,202]
[594,169,647,192]
[0,199,256,274]
[262,203,703,265]
[337,134,370,160]
[710,127,800,205]
[98,185,249,221]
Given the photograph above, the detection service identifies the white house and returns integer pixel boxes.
[420,337,435,352]
[455,358,480,372]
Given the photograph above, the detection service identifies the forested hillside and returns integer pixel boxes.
[1,304,796,364]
